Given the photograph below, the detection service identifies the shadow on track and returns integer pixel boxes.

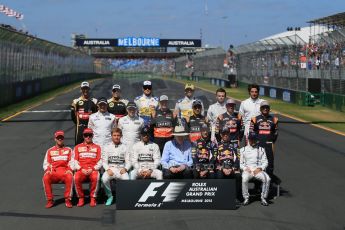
[1,119,72,123]
[0,212,99,222]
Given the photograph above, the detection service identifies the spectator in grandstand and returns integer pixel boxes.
[102,128,131,206]
[88,97,116,153]
[107,84,129,122]
[240,133,270,206]
[73,128,102,207]
[161,126,193,179]
[250,101,278,178]
[239,84,264,141]
[117,102,145,147]
[184,100,209,143]
[215,98,244,149]
[130,127,162,180]
[70,81,98,145]
[150,95,177,154]
[215,126,242,201]
[315,56,321,70]
[335,56,340,69]
[191,124,217,179]
[42,130,73,208]
[174,83,205,125]
[134,81,159,126]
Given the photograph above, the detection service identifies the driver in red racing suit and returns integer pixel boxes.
[42,130,73,208]
[73,128,102,207]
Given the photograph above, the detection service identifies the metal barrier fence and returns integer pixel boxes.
[0,27,108,107]
[175,48,228,80]
[234,28,345,95]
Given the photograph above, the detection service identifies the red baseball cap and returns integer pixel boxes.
[83,128,93,134]
[54,130,64,138]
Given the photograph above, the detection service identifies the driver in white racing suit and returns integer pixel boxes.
[239,84,264,139]
[88,97,116,153]
[117,101,145,147]
[130,127,162,180]
[102,128,131,206]
[240,133,270,206]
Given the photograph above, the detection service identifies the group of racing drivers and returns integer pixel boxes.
[43,80,279,208]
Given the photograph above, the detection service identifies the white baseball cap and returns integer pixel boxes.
[80,81,90,88]
[159,95,169,101]
[112,84,121,90]
[260,100,270,107]
[143,81,152,86]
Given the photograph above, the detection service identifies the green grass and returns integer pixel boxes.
[165,77,345,134]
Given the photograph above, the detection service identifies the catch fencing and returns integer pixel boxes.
[0,26,109,107]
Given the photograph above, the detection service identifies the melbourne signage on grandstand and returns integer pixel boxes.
[75,37,201,47]
[118,37,160,47]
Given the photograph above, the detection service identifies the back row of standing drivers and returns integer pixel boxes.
[70,81,278,177]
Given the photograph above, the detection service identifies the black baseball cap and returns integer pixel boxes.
[97,97,108,105]
[127,101,137,109]
[141,126,150,135]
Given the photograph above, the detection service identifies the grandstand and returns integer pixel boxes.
[109,58,175,74]
[234,13,345,96]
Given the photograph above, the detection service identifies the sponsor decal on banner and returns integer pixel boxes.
[269,88,277,98]
[118,37,160,47]
[161,39,202,47]
[75,38,201,47]
[117,179,236,210]
[75,39,116,47]
[259,87,265,96]
[283,90,291,102]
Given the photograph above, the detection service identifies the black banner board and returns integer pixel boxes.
[116,179,236,210]
[160,39,201,47]
[75,39,117,47]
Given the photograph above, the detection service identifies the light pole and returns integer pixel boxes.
[221,16,228,49]
[287,27,301,87]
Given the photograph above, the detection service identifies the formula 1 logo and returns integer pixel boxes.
[138,182,186,203]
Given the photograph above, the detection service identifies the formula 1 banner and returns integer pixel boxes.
[116,179,236,210]
[75,38,201,47]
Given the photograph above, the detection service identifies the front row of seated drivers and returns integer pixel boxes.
[43,126,270,208]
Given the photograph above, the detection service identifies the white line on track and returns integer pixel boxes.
[22,110,70,113]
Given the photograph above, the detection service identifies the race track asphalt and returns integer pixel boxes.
[0,77,344,230]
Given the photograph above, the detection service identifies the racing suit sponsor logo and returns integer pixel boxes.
[181,110,193,118]
[109,102,114,107]
[50,151,59,156]
[258,121,271,135]
[154,127,173,138]
[138,153,153,162]
[79,152,97,158]
[51,155,68,161]
[78,101,84,106]
[108,155,125,164]
[78,147,87,152]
